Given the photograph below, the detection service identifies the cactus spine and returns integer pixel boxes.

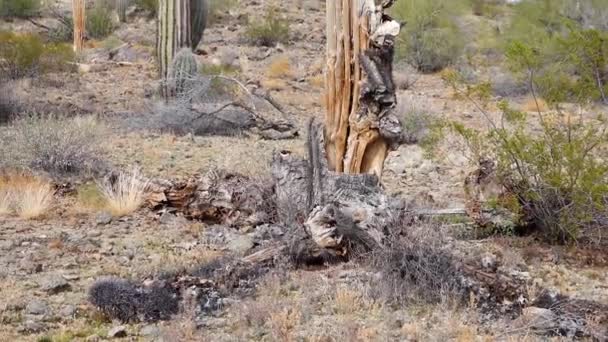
[169,47,198,97]
[116,0,129,23]
[190,0,208,49]
[157,0,192,98]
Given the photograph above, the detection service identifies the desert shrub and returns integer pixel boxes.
[0,114,108,177]
[0,84,23,124]
[246,7,289,47]
[368,219,462,304]
[0,31,75,79]
[47,16,73,43]
[502,0,608,104]
[87,3,116,39]
[134,0,157,16]
[391,0,465,73]
[439,66,608,244]
[0,0,40,18]
[397,95,437,144]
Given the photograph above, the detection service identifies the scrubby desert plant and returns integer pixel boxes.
[245,7,289,47]
[0,114,108,177]
[87,3,116,39]
[391,0,464,73]
[135,0,158,16]
[207,0,237,25]
[0,0,40,18]
[98,168,149,216]
[398,95,438,144]
[439,66,608,243]
[0,31,75,79]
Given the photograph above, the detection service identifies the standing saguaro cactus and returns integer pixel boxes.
[157,0,192,97]
[72,0,85,52]
[190,0,208,49]
[116,0,129,23]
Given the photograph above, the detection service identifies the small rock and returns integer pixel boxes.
[96,212,113,225]
[40,275,71,294]
[108,325,128,338]
[18,320,46,333]
[227,235,254,255]
[59,304,76,318]
[516,307,557,331]
[25,300,49,316]
[140,324,161,337]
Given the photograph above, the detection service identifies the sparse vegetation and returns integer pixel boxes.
[246,7,289,47]
[0,114,108,177]
[0,172,54,219]
[0,31,75,79]
[0,0,40,18]
[87,3,116,39]
[392,0,465,73]
[208,0,238,25]
[398,95,438,144]
[98,168,149,216]
[134,0,157,16]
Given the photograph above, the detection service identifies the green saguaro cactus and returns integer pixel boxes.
[116,0,129,22]
[190,0,208,49]
[157,0,192,98]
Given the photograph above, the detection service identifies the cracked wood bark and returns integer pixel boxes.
[72,0,85,52]
[325,0,401,177]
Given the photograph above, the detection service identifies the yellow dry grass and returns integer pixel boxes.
[0,171,54,219]
[98,168,149,217]
[261,78,288,91]
[521,96,549,112]
[266,55,294,79]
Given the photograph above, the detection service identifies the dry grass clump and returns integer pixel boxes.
[246,7,289,47]
[0,171,54,219]
[98,168,149,217]
[266,55,294,79]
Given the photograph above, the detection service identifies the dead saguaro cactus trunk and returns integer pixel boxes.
[325,0,402,177]
[157,0,192,98]
[72,0,85,52]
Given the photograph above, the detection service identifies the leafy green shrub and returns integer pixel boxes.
[0,31,74,79]
[246,7,289,47]
[391,0,465,73]
[502,0,608,104]
[0,0,40,18]
[439,67,608,244]
[87,3,116,39]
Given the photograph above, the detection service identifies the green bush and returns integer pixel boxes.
[134,0,157,16]
[0,31,75,79]
[246,7,289,47]
[87,3,116,39]
[392,0,465,73]
[501,0,608,104]
[439,67,608,244]
[0,0,40,18]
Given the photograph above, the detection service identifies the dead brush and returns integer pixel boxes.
[0,190,12,216]
[98,168,149,217]
[367,217,463,305]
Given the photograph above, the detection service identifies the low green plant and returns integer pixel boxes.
[134,0,157,16]
[245,7,289,47]
[0,0,40,18]
[436,66,608,244]
[391,0,465,73]
[87,3,116,39]
[0,31,75,79]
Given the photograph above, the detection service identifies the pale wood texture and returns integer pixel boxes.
[72,0,85,52]
[325,0,402,177]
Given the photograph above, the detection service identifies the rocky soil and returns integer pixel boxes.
[1,0,608,341]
